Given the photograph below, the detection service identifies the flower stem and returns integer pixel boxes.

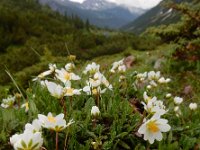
[96,93,100,108]
[69,96,73,109]
[60,97,67,117]
[92,118,97,128]
[56,132,59,150]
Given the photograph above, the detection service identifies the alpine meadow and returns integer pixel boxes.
[0,0,200,150]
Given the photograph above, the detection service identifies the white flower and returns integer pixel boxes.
[110,59,124,73]
[189,103,197,110]
[118,64,126,73]
[148,71,160,81]
[55,68,80,84]
[84,62,100,75]
[12,131,43,150]
[158,77,171,84]
[165,93,172,98]
[142,100,167,116]
[45,80,64,99]
[64,87,82,96]
[174,106,180,112]
[174,106,181,117]
[149,80,158,87]
[24,119,42,133]
[91,106,100,117]
[147,85,152,89]
[49,63,57,72]
[65,63,75,72]
[93,72,112,89]
[32,63,56,81]
[83,86,106,95]
[119,75,126,82]
[136,72,147,81]
[143,92,157,103]
[1,95,15,108]
[138,114,171,144]
[10,133,22,146]
[38,112,74,132]
[174,96,183,105]
[21,102,29,112]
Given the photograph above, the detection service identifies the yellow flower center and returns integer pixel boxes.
[66,88,74,95]
[92,89,98,95]
[48,116,56,123]
[64,72,71,80]
[147,121,159,133]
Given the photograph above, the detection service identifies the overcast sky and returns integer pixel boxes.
[69,0,162,9]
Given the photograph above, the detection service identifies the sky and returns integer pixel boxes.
[69,0,162,9]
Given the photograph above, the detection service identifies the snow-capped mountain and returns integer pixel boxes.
[81,0,116,10]
[39,0,147,29]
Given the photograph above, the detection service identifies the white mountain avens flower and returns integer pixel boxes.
[11,131,43,150]
[189,103,197,110]
[142,100,167,116]
[118,64,127,73]
[91,106,100,117]
[38,112,74,132]
[55,68,80,84]
[158,77,171,84]
[45,80,64,99]
[148,71,160,81]
[110,59,124,73]
[21,102,29,112]
[136,72,147,81]
[143,92,157,103]
[65,63,75,72]
[83,85,106,95]
[1,95,15,108]
[138,114,171,144]
[10,133,22,146]
[174,96,183,105]
[93,72,112,90]
[64,87,82,96]
[32,63,57,81]
[83,62,100,75]
[24,119,42,133]
[149,80,158,87]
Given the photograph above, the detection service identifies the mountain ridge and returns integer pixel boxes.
[39,0,146,28]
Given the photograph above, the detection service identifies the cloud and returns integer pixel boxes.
[106,0,162,9]
[68,0,162,9]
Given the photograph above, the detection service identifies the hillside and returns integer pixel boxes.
[0,0,158,91]
[121,0,183,34]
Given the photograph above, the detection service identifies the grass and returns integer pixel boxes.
[0,45,200,149]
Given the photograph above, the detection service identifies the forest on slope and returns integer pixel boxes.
[0,0,159,93]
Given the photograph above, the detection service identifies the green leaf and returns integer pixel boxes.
[118,140,131,150]
[115,132,129,139]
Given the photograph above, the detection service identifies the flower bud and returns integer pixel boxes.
[91,106,100,117]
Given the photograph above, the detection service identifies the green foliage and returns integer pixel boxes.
[144,0,200,72]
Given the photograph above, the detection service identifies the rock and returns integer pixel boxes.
[123,55,136,69]
[183,85,193,95]
[154,57,166,70]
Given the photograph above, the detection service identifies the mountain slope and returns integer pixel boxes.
[121,0,182,34]
[39,0,145,28]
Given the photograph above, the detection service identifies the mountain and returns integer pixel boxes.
[121,0,183,34]
[39,0,146,29]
